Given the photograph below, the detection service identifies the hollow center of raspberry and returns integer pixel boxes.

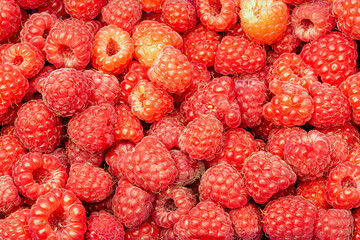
[300,19,314,30]
[14,56,23,66]
[48,206,67,232]
[341,176,357,189]
[58,45,74,59]
[33,167,50,184]
[164,198,178,212]
[106,38,119,56]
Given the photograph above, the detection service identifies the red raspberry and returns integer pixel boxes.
[45,18,94,69]
[300,31,357,86]
[65,140,104,167]
[139,0,164,12]
[128,79,174,123]
[141,12,162,22]
[105,141,135,179]
[170,149,205,186]
[112,178,155,229]
[125,221,160,239]
[66,162,113,203]
[229,203,263,240]
[14,99,63,153]
[215,36,266,75]
[152,186,196,228]
[48,148,70,174]
[161,0,196,33]
[0,104,19,126]
[16,0,46,9]
[12,152,67,200]
[37,0,69,19]
[281,0,306,4]
[68,103,117,153]
[240,0,289,45]
[354,208,360,240]
[86,211,124,240]
[226,23,248,38]
[183,24,221,67]
[174,201,233,239]
[0,125,15,136]
[85,19,103,36]
[92,25,134,75]
[284,130,331,181]
[268,53,318,91]
[0,0,21,43]
[0,208,31,240]
[179,114,223,161]
[0,175,21,214]
[327,133,349,174]
[345,145,360,167]
[266,50,282,66]
[0,135,25,176]
[160,228,176,240]
[262,196,317,240]
[314,208,354,240]
[83,193,113,215]
[32,65,56,94]
[253,118,279,141]
[28,188,87,239]
[271,25,301,54]
[181,76,241,128]
[119,136,177,192]
[296,177,330,210]
[333,0,360,40]
[339,72,360,125]
[0,63,28,114]
[255,139,266,151]
[63,0,106,20]
[266,126,307,159]
[326,162,360,209]
[263,80,314,127]
[200,163,249,209]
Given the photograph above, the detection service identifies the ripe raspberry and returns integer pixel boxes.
[253,118,279,141]
[0,0,21,43]
[32,65,56,94]
[14,99,63,153]
[112,178,155,229]
[66,162,113,203]
[37,0,69,19]
[48,148,70,174]
[92,24,134,75]
[174,201,233,239]
[86,211,124,240]
[0,175,21,214]
[12,152,67,200]
[16,0,46,9]
[0,135,25,176]
[345,145,360,167]
[255,139,266,151]
[339,72,360,125]
[0,125,15,136]
[45,18,94,69]
[65,140,104,167]
[327,133,349,174]
[240,0,289,45]
[271,25,301,54]
[0,104,19,126]
[28,188,87,239]
[119,136,177,192]
[161,0,196,33]
[196,0,238,31]
[300,31,357,86]
[63,0,106,20]
[314,208,354,240]
[105,141,135,179]
[354,208,360,240]
[263,80,314,127]
[67,103,117,153]
[83,193,113,215]
[125,221,160,239]
[268,53,318,90]
[226,23,248,38]
[179,114,223,161]
[128,79,174,123]
[296,178,330,210]
[333,0,360,40]
[181,76,241,128]
[0,208,31,240]
[153,186,196,228]
[85,19,102,36]
[215,36,266,75]
[262,196,317,240]
[229,203,263,240]
[160,228,176,240]
[139,0,163,12]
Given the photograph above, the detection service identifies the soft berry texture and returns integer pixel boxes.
[161,0,196,33]
[354,208,360,240]
[179,114,223,161]
[86,211,124,240]
[28,188,87,240]
[327,133,349,174]
[296,177,330,210]
[345,145,360,167]
[16,0,46,9]
[339,72,360,125]
[253,118,279,141]
[112,178,155,229]
[0,125,15,136]
[65,140,104,167]
[124,221,160,240]
[215,36,266,75]
[333,0,360,40]
[300,31,357,86]
[48,148,70,174]
[0,208,31,240]
[271,25,301,54]
[0,104,19,126]
[14,99,63,153]
[67,103,117,153]
[105,141,135,179]
[0,175,21,214]
[33,65,56,94]
[0,0,21,43]
[0,135,26,176]
[37,0,69,19]
[262,196,317,240]
[64,0,106,20]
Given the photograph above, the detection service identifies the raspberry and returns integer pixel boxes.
[147,115,185,150]
[271,25,301,54]
[139,0,163,12]
[152,186,196,228]
[12,152,67,200]
[181,76,241,128]
[196,0,238,31]
[268,53,318,91]
[262,196,317,240]
[215,36,266,75]
[124,221,160,239]
[20,12,59,52]
[266,126,307,159]
[63,0,106,20]
[85,19,102,36]
[284,130,331,181]
[255,139,266,151]
[0,208,31,240]
[37,0,69,19]
[0,175,21,214]
[92,24,134,75]
[354,208,360,240]
[333,0,360,40]
[86,211,124,240]
[229,203,263,240]
[174,201,233,239]
[33,65,56,94]
[300,31,358,86]
[128,80,174,123]
[296,177,330,210]
[160,228,176,240]
[45,18,94,69]
[28,188,87,239]
[326,162,360,209]
[226,23,248,38]
[0,135,25,177]
[83,193,113,215]
[183,24,221,67]
[48,148,70,174]
[0,125,15,136]
[253,118,279,141]
[200,163,249,209]
[0,104,19,126]
[66,162,113,203]
[112,178,155,229]
[161,0,196,33]
[240,0,289,45]
[0,63,28,114]
[67,103,117,153]
[179,114,223,161]
[105,141,135,179]
[346,145,360,166]
[314,208,354,240]
[16,0,46,9]
[14,99,63,153]
[0,0,21,43]
[263,80,314,127]
[119,136,177,192]
[65,140,104,167]
[327,133,349,174]
[339,72,360,125]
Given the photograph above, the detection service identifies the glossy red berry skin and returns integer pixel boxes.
[124,221,160,240]
[333,0,360,40]
[339,72,360,125]
[65,140,104,167]
[0,135,26,176]
[296,177,330,210]
[105,141,135,179]
[161,0,196,33]
[0,0,21,43]
[63,0,107,20]
[86,211,125,240]
[0,175,21,214]
[0,208,31,240]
